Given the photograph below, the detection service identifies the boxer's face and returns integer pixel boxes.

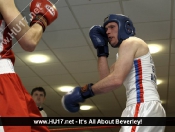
[105,22,119,47]
[32,91,45,107]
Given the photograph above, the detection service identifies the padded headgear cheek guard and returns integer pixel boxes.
[103,14,136,48]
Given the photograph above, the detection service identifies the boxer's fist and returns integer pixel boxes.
[30,0,58,32]
[89,25,109,57]
[62,84,94,113]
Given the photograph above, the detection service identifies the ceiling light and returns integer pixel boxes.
[157,79,163,85]
[28,54,49,63]
[80,105,92,110]
[148,44,162,54]
[160,100,165,104]
[59,86,74,92]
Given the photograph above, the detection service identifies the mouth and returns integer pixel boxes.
[108,37,113,42]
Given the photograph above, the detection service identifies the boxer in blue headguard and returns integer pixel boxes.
[62,14,166,132]
[103,14,135,47]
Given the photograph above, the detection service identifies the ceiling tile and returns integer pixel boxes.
[152,54,169,67]
[15,66,37,78]
[29,63,69,76]
[167,92,175,115]
[12,41,25,53]
[42,29,88,48]
[41,74,77,85]
[157,76,168,88]
[146,39,170,54]
[72,2,122,28]
[173,2,175,20]
[14,0,31,12]
[53,46,95,62]
[42,86,62,103]
[64,60,97,74]
[14,0,67,12]
[135,21,170,40]
[54,0,68,8]
[170,54,175,65]
[46,7,79,31]
[156,66,169,77]
[123,0,171,22]
[170,66,175,76]
[15,50,60,66]
[169,76,175,91]
[20,76,47,87]
[72,72,99,84]
[108,57,117,66]
[157,82,168,103]
[14,56,26,67]
[79,99,104,117]
[171,39,175,53]
[172,21,175,38]
[68,0,118,5]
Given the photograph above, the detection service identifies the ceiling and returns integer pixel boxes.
[13,0,175,131]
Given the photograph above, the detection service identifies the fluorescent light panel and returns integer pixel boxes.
[148,44,162,54]
[28,54,49,63]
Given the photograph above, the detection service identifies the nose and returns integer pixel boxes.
[106,28,110,36]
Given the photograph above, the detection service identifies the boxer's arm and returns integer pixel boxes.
[0,0,43,52]
[92,39,137,94]
[98,56,110,80]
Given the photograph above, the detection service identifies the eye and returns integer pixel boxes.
[110,25,115,29]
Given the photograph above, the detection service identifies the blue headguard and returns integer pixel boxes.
[103,14,135,47]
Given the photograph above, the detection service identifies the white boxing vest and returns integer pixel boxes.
[117,52,160,106]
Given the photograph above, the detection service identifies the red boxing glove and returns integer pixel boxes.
[30,0,58,32]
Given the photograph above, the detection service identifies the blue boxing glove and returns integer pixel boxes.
[89,25,109,57]
[61,83,94,113]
